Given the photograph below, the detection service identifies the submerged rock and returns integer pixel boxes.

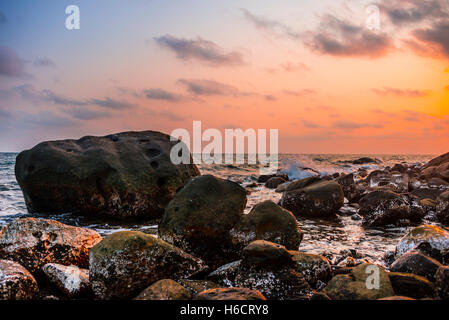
[0,259,38,300]
[390,251,442,281]
[89,231,207,300]
[196,287,267,300]
[159,175,247,268]
[324,264,394,300]
[42,263,91,298]
[15,131,200,219]
[135,279,192,300]
[0,218,101,275]
[230,201,303,251]
[395,225,449,258]
[280,178,344,218]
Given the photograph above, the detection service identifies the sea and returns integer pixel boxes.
[0,152,440,265]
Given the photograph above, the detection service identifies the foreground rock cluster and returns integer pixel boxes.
[1,133,449,300]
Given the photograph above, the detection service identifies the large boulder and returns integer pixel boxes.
[159,175,247,268]
[42,263,91,298]
[135,279,192,300]
[390,251,442,281]
[421,152,449,183]
[196,287,267,300]
[89,231,207,300]
[0,259,38,300]
[0,218,101,275]
[324,264,394,300]
[411,188,444,201]
[230,201,303,251]
[280,178,344,218]
[395,225,449,258]
[15,131,200,219]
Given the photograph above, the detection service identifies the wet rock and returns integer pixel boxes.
[230,201,302,251]
[352,157,382,165]
[428,177,449,187]
[0,259,38,300]
[388,272,435,299]
[310,292,331,300]
[42,263,90,298]
[390,251,442,281]
[421,152,449,183]
[89,231,207,300]
[351,214,362,221]
[280,179,344,218]
[15,131,200,219]
[208,241,313,300]
[196,287,267,300]
[395,225,449,258]
[436,200,449,225]
[159,175,247,268]
[324,264,394,300]
[290,252,332,288]
[135,279,192,300]
[265,177,286,189]
[0,218,102,275]
[241,240,293,267]
[359,191,424,228]
[257,173,288,183]
[411,188,444,201]
[367,172,409,193]
[392,164,407,173]
[435,266,449,300]
[178,279,220,295]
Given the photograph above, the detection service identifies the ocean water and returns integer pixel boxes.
[0,152,439,265]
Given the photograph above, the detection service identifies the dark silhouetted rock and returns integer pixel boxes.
[159,175,247,268]
[390,251,442,281]
[435,266,449,300]
[15,131,200,219]
[388,272,435,299]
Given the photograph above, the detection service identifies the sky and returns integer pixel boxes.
[0,0,448,154]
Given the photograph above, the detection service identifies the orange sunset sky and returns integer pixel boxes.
[0,0,448,154]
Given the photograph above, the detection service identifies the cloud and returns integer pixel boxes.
[178,79,246,97]
[0,46,26,77]
[280,61,310,72]
[371,87,430,97]
[89,97,133,110]
[305,15,394,58]
[241,8,301,40]
[264,94,277,101]
[283,89,316,96]
[332,120,384,129]
[413,22,449,58]
[302,120,322,128]
[143,88,186,102]
[63,107,110,120]
[154,35,245,66]
[33,57,57,68]
[381,0,448,26]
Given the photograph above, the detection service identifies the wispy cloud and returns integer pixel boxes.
[332,120,384,129]
[143,88,187,102]
[177,79,248,97]
[33,57,57,68]
[241,8,301,40]
[371,87,431,97]
[305,15,394,58]
[154,35,245,66]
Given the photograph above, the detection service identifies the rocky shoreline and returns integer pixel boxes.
[1,131,449,300]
